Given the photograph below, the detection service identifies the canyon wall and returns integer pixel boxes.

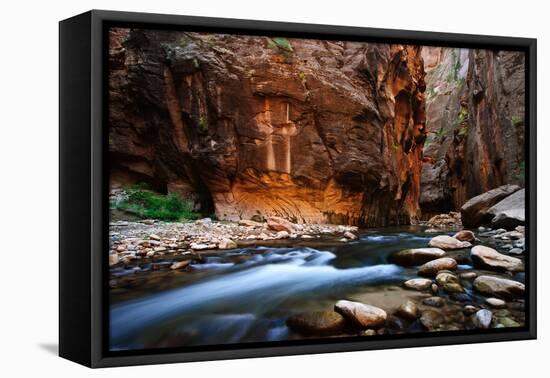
[420,47,525,218]
[109,28,427,226]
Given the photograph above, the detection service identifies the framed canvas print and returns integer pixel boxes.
[59,10,537,368]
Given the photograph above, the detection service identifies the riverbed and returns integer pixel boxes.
[108,225,526,351]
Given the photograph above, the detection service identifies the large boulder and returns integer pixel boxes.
[453,230,476,242]
[334,300,387,328]
[460,185,521,227]
[487,189,525,230]
[428,235,471,249]
[267,217,296,233]
[470,245,524,272]
[286,311,346,335]
[389,248,446,266]
[473,275,525,299]
[403,278,433,291]
[418,257,458,277]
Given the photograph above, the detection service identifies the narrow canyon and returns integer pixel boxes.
[109,29,525,227]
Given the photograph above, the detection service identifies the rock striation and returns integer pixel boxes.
[108,29,427,226]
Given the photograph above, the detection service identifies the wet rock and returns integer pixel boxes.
[431,283,439,294]
[276,231,290,239]
[300,234,314,239]
[109,254,119,266]
[425,228,439,233]
[286,311,346,335]
[453,230,476,242]
[386,315,406,332]
[488,189,525,230]
[459,271,478,280]
[463,305,478,315]
[149,234,161,241]
[473,309,492,329]
[473,275,525,299]
[116,245,127,252]
[142,219,155,225]
[403,278,433,291]
[471,245,524,272]
[218,238,237,249]
[460,185,521,227]
[436,271,463,293]
[420,310,444,330]
[190,243,211,250]
[422,296,445,308]
[499,317,521,328]
[195,218,212,225]
[344,231,357,240]
[450,292,472,302]
[508,248,524,255]
[429,235,471,250]
[486,298,506,308]
[390,248,446,266]
[267,217,296,233]
[396,300,419,320]
[334,300,387,328]
[418,257,458,277]
[170,260,190,270]
[362,329,377,336]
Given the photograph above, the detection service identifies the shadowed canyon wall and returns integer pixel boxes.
[109,28,427,226]
[420,47,525,218]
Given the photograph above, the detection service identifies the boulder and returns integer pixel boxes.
[460,185,521,227]
[420,310,444,330]
[334,300,387,328]
[486,298,506,308]
[286,311,346,335]
[418,257,458,277]
[170,260,190,270]
[472,309,492,329]
[344,231,357,240]
[453,230,476,242]
[429,235,471,249]
[389,248,446,266]
[470,245,524,272]
[435,271,463,293]
[487,189,525,230]
[395,300,419,320]
[267,217,296,233]
[403,278,433,291]
[218,238,238,250]
[473,275,525,299]
[422,296,445,308]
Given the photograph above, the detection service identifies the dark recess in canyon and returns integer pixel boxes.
[108,28,525,226]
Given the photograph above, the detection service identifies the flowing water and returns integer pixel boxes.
[109,226,525,351]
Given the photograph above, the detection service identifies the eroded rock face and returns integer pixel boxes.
[420,47,525,217]
[109,29,427,226]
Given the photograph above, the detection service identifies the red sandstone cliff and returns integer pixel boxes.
[420,47,525,218]
[108,28,427,226]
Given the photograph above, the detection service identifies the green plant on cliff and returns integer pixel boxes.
[198,116,209,133]
[511,114,524,128]
[425,87,437,101]
[516,160,525,182]
[267,37,294,62]
[268,37,293,53]
[113,185,199,221]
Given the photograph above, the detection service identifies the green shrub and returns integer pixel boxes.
[113,188,199,221]
[198,116,208,133]
[267,37,293,52]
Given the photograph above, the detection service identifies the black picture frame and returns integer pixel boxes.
[59,9,537,368]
